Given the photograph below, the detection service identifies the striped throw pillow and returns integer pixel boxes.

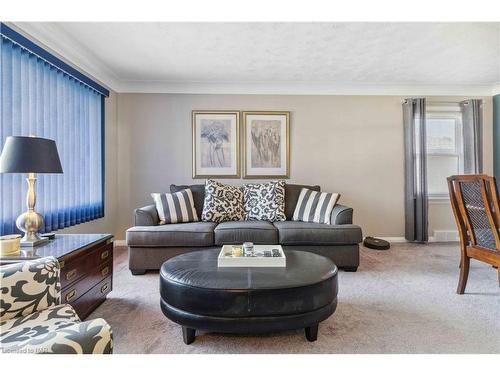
[292,188,340,225]
[151,189,199,224]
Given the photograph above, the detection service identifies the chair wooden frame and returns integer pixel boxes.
[447,174,500,294]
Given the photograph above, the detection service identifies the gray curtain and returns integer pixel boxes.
[460,99,483,173]
[403,98,428,242]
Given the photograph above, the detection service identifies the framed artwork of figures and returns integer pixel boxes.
[242,111,290,178]
[192,111,240,178]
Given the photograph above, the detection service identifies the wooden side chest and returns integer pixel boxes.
[0,234,114,319]
[59,236,114,319]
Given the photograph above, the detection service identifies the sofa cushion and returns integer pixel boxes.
[126,222,217,247]
[214,221,278,245]
[284,184,320,220]
[0,304,112,354]
[273,221,362,245]
[0,304,79,336]
[170,184,205,219]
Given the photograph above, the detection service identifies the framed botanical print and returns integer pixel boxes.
[192,110,240,178]
[242,111,290,178]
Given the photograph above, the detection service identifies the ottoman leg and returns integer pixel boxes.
[305,324,318,342]
[131,269,146,275]
[182,326,196,345]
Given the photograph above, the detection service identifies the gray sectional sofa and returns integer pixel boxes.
[126,184,363,274]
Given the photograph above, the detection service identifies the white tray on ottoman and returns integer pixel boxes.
[218,245,286,267]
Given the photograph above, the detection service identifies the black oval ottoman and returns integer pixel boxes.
[160,249,338,344]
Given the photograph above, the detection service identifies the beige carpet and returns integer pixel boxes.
[88,243,500,354]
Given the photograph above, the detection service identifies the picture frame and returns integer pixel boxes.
[192,110,240,178]
[242,111,290,179]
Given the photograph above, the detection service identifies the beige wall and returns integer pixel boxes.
[55,93,492,240]
[56,91,119,236]
[111,94,493,240]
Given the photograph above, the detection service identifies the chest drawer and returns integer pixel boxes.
[69,276,112,320]
[62,259,112,304]
[60,242,113,289]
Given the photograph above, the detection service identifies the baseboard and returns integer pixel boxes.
[371,233,459,243]
[373,237,407,243]
[430,230,459,242]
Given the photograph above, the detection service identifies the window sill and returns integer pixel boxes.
[428,196,451,204]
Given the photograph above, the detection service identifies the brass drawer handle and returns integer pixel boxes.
[100,250,109,260]
[101,266,110,277]
[65,289,76,302]
[65,269,77,281]
[59,260,65,269]
[100,283,109,294]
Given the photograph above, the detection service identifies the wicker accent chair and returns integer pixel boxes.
[447,174,500,294]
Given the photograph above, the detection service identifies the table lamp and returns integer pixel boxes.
[0,136,63,246]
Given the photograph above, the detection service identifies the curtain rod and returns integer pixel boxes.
[402,99,483,105]
[427,101,461,105]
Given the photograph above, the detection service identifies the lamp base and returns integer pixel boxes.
[20,236,49,247]
[16,209,47,247]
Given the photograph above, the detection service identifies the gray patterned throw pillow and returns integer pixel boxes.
[201,179,245,223]
[243,180,286,222]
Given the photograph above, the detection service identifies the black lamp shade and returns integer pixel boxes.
[0,136,63,174]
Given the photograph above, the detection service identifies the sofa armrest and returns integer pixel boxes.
[134,204,159,226]
[330,204,354,225]
[0,257,61,322]
[1,318,113,354]
[44,318,113,354]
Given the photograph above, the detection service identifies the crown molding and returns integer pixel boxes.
[6,22,500,97]
[9,22,121,92]
[118,80,496,96]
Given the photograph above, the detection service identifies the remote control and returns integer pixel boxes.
[263,250,272,257]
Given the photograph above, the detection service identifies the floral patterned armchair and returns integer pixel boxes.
[0,256,113,354]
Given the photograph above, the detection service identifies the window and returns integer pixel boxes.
[426,105,464,198]
[0,24,109,235]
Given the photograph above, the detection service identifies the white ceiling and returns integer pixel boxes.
[14,22,500,95]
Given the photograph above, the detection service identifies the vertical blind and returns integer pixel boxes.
[0,24,108,235]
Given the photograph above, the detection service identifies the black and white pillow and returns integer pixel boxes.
[292,188,340,225]
[151,189,199,224]
[243,180,286,222]
[201,179,245,223]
